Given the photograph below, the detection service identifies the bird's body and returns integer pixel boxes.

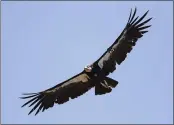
[21,8,152,115]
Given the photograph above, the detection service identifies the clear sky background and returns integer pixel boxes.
[1,1,173,124]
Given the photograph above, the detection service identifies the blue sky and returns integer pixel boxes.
[1,1,173,124]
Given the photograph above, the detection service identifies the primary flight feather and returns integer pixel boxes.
[20,8,152,115]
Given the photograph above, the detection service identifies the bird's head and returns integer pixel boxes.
[84,64,93,72]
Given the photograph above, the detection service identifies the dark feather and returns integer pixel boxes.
[132,10,149,27]
[138,25,151,30]
[20,72,94,115]
[21,96,39,107]
[96,8,152,75]
[136,18,152,28]
[21,8,152,116]
[129,8,137,24]
[127,8,132,24]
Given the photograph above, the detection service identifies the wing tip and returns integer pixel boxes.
[146,10,150,14]
[141,30,148,34]
[134,7,137,11]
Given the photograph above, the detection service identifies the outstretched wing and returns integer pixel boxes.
[95,8,152,75]
[20,72,94,115]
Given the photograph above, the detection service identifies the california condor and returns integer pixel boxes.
[20,8,152,115]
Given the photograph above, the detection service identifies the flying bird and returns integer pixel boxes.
[20,8,152,115]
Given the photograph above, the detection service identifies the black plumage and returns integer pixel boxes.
[20,8,152,115]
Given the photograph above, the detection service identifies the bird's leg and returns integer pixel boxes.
[100,80,112,91]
